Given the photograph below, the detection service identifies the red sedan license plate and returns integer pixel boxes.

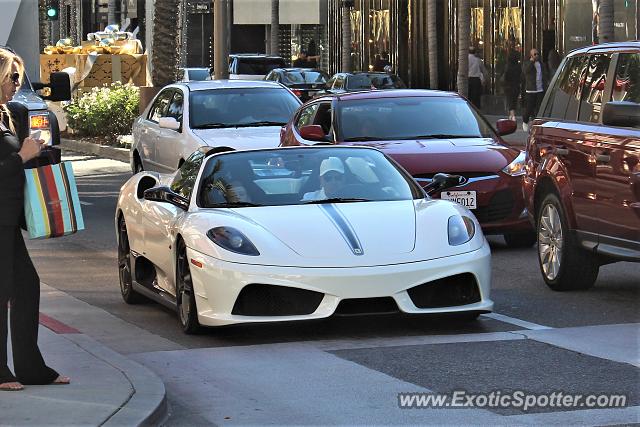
[441,190,477,210]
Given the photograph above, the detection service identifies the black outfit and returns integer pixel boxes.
[503,58,522,111]
[373,58,391,72]
[522,60,549,124]
[468,77,483,109]
[293,58,317,68]
[0,123,59,385]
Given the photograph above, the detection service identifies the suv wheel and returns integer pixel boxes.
[503,231,537,248]
[536,193,599,290]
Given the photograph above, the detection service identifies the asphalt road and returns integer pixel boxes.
[27,153,640,425]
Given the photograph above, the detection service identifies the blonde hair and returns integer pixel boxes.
[0,48,25,134]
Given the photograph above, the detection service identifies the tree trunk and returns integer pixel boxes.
[427,0,438,89]
[597,0,614,44]
[152,0,180,86]
[341,1,352,72]
[270,0,279,56]
[457,0,470,98]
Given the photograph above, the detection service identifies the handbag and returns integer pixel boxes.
[23,152,84,239]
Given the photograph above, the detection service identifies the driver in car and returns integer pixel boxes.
[301,157,346,201]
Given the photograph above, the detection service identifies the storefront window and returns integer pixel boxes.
[494,0,523,95]
[614,0,638,42]
[350,7,362,71]
[367,0,391,71]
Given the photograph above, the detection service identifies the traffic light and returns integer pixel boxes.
[46,0,59,21]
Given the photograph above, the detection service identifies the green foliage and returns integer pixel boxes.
[64,83,140,143]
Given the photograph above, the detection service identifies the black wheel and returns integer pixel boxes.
[133,153,144,174]
[503,231,537,248]
[176,240,202,334]
[536,193,599,290]
[118,217,143,304]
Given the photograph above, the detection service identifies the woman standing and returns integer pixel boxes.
[502,50,522,122]
[0,48,70,391]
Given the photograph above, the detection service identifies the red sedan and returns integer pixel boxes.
[280,89,534,247]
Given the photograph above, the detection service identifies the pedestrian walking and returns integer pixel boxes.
[521,48,549,131]
[373,52,392,72]
[503,50,522,122]
[0,48,70,391]
[468,46,487,109]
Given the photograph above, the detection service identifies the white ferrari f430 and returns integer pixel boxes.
[115,146,493,333]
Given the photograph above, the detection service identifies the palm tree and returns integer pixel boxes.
[270,0,279,56]
[457,0,470,98]
[341,0,352,72]
[151,0,180,86]
[597,0,614,44]
[427,0,438,89]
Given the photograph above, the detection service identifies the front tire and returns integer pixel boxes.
[176,240,202,334]
[536,193,599,290]
[118,217,143,304]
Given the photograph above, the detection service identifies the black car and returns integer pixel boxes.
[317,71,406,96]
[265,68,330,102]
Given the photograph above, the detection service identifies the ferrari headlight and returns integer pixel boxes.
[448,215,475,246]
[207,227,260,256]
[502,151,526,176]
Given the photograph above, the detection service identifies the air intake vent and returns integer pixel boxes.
[232,284,324,316]
[407,273,481,308]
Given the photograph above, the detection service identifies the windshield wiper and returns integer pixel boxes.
[411,134,482,139]
[302,197,372,204]
[213,202,261,208]
[234,121,287,127]
[193,123,233,129]
[343,136,384,142]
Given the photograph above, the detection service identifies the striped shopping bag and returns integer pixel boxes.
[23,162,85,239]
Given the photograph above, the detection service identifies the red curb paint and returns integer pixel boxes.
[39,313,81,334]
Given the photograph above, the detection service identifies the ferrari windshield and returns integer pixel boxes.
[197,148,422,208]
[338,96,496,141]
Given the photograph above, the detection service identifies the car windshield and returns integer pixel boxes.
[236,58,286,75]
[346,73,406,90]
[197,148,421,208]
[338,97,496,141]
[282,70,328,85]
[189,88,301,128]
[186,69,210,81]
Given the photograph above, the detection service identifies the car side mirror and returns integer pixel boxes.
[158,117,181,131]
[602,101,640,128]
[32,72,71,102]
[298,125,327,142]
[424,173,467,195]
[143,186,189,210]
[496,119,517,136]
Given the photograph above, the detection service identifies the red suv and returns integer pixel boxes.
[524,41,640,290]
[281,90,534,246]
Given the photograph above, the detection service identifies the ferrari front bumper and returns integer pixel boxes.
[187,242,492,327]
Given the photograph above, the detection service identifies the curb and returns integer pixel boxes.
[61,138,130,164]
[64,333,169,427]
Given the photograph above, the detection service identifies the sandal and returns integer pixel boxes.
[52,375,71,385]
[0,381,24,391]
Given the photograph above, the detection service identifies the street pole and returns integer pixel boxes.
[213,0,229,79]
[270,0,279,56]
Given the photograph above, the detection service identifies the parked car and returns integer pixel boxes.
[280,89,535,246]
[130,80,301,173]
[116,145,492,333]
[265,68,330,102]
[316,71,406,96]
[228,54,287,80]
[524,41,640,290]
[176,67,211,82]
[2,45,70,147]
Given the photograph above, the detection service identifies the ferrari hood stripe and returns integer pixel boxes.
[318,204,364,256]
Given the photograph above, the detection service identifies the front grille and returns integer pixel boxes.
[232,284,324,316]
[407,273,481,308]
[335,297,399,315]
[473,189,514,223]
